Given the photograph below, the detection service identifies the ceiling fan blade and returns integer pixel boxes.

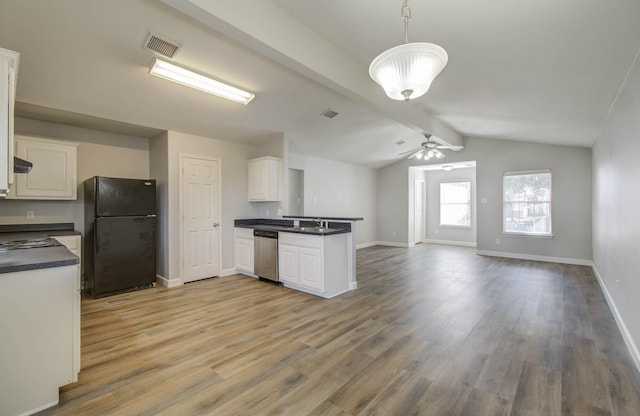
[398,147,422,156]
[405,149,424,159]
[435,145,464,151]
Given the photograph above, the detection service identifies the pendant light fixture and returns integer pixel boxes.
[369,0,448,101]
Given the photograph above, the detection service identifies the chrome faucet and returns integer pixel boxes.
[313,217,322,228]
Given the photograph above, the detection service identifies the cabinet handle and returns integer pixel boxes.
[213,223,220,228]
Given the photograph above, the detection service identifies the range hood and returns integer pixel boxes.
[14,156,32,174]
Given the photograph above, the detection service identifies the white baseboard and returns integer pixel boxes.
[156,274,182,288]
[592,265,640,373]
[475,250,592,266]
[361,241,411,248]
[356,241,378,249]
[349,281,358,290]
[221,267,237,277]
[424,239,477,248]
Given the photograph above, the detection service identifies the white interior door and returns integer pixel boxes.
[414,180,425,244]
[182,156,220,283]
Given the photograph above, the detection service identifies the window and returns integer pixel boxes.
[440,180,471,227]
[503,170,552,236]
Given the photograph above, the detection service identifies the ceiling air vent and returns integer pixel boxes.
[144,33,180,59]
[321,108,339,119]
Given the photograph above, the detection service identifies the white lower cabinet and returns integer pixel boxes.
[0,264,78,416]
[299,247,322,290]
[234,228,255,275]
[53,235,81,382]
[278,232,349,298]
[277,243,299,284]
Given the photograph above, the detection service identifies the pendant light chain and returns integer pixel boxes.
[401,0,412,44]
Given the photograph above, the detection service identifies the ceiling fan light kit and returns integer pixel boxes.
[369,0,448,101]
[399,134,463,160]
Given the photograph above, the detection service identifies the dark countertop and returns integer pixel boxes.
[235,218,352,236]
[0,246,79,273]
[282,215,364,221]
[0,223,80,274]
[0,222,80,235]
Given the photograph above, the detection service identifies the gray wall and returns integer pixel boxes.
[149,132,169,278]
[0,118,150,235]
[289,153,377,246]
[154,130,286,285]
[592,51,640,364]
[377,137,592,262]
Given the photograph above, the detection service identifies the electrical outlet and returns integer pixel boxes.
[266,209,270,216]
[616,280,620,291]
[495,238,500,245]
[392,231,397,237]
[434,229,439,235]
[26,210,34,220]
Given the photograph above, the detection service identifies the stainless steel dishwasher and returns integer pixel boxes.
[253,229,278,282]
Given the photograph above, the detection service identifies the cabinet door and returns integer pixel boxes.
[52,234,82,380]
[278,244,299,284]
[0,52,17,197]
[235,237,254,274]
[247,157,280,201]
[299,247,323,290]
[248,160,266,200]
[12,137,78,200]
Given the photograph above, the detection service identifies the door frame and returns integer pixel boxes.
[414,179,425,244]
[178,153,222,284]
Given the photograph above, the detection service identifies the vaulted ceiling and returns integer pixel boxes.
[1,0,639,167]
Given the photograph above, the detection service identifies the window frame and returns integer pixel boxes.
[502,169,553,237]
[439,179,472,228]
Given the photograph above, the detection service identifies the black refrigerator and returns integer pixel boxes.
[84,176,157,298]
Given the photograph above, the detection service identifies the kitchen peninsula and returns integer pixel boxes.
[234,216,362,298]
[0,223,81,416]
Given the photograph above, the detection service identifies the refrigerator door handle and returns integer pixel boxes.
[147,214,157,218]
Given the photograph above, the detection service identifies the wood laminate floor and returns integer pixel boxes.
[39,244,640,415]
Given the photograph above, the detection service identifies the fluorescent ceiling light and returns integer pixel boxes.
[149,58,255,105]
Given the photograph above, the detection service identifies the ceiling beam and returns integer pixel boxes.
[160,0,463,147]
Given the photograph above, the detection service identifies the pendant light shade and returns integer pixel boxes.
[369,0,448,101]
[369,42,447,101]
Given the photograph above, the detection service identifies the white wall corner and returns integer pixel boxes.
[221,267,238,277]
[349,281,358,290]
[592,265,640,374]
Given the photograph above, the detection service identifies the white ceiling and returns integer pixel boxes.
[1,0,639,168]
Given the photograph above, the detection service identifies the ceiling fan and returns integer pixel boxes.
[399,134,464,160]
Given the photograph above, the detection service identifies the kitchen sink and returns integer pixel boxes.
[288,226,326,232]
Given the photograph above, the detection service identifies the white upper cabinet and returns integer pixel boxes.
[248,156,281,201]
[0,47,19,197]
[9,135,78,200]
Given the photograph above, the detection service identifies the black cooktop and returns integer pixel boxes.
[0,237,62,252]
